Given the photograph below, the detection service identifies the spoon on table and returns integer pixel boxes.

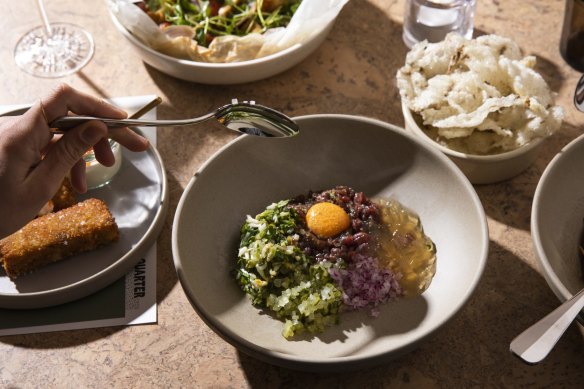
[575,73,584,112]
[510,287,584,364]
[50,99,299,138]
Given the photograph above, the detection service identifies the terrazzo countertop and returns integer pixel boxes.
[1,0,583,387]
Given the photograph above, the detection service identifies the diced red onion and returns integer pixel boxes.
[329,253,402,314]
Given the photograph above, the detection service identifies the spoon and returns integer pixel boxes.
[510,287,584,364]
[50,99,299,138]
[575,73,584,112]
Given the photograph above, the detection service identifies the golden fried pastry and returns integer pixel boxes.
[1,198,119,279]
[37,178,77,217]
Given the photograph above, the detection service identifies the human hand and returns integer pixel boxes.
[0,84,149,238]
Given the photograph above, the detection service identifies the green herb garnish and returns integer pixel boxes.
[146,0,302,47]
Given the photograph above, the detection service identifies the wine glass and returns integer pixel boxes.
[14,0,94,78]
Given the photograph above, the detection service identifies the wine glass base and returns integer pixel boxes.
[14,23,94,78]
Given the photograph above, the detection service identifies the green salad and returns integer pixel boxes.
[236,200,342,338]
[142,0,303,47]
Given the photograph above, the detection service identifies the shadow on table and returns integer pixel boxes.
[475,119,582,231]
[235,240,584,386]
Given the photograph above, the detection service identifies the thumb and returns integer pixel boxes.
[31,121,108,189]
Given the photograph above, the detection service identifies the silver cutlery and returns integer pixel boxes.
[51,99,299,138]
[510,287,584,364]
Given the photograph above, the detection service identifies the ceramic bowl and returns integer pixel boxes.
[532,134,584,323]
[401,101,544,185]
[109,10,334,85]
[172,114,489,372]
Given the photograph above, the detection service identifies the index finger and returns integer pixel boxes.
[41,83,128,123]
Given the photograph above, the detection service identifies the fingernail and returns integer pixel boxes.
[80,125,104,144]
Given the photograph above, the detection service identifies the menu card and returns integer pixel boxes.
[0,96,159,336]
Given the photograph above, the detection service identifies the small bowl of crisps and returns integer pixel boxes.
[108,0,348,84]
[401,103,547,185]
[397,33,564,185]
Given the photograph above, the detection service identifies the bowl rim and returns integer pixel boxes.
[109,9,330,69]
[401,99,544,162]
[171,113,489,370]
[531,132,584,302]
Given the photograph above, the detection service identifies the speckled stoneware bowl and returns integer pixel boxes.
[402,101,544,185]
[532,133,584,323]
[172,114,489,372]
[109,10,334,85]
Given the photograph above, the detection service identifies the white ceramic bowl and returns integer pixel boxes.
[172,114,489,371]
[109,11,334,85]
[532,134,584,323]
[402,101,544,185]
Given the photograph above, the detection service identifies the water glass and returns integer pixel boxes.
[403,0,477,48]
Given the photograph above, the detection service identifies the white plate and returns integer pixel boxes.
[172,114,488,372]
[0,97,168,309]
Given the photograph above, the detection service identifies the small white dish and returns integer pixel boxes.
[108,10,334,85]
[172,114,488,371]
[402,101,544,185]
[532,133,584,323]
[0,97,168,309]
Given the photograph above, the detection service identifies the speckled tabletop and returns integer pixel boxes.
[1,0,583,387]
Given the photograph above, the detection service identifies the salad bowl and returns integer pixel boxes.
[108,1,339,84]
[172,115,489,371]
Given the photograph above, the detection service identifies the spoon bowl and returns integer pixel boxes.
[50,100,299,138]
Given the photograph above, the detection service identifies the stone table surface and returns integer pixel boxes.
[1,0,583,387]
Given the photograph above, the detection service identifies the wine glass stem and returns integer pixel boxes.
[36,0,52,37]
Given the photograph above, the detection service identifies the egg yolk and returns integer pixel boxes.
[306,202,350,238]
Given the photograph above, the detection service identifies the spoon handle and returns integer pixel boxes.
[50,113,215,132]
[510,288,584,364]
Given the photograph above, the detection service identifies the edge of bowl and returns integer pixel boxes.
[531,133,584,303]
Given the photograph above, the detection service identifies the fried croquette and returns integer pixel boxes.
[0,198,119,279]
[37,178,77,217]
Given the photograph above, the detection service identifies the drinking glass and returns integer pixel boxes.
[14,0,94,78]
[403,0,477,48]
